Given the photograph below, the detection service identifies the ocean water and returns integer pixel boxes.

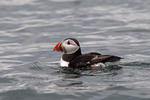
[0,0,150,100]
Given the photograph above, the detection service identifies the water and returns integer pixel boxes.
[0,0,150,100]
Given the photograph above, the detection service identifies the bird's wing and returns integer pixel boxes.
[69,52,122,67]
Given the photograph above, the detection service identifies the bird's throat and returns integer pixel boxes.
[62,48,81,62]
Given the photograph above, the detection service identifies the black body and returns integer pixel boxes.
[62,38,122,67]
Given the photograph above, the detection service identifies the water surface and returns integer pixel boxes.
[0,0,150,100]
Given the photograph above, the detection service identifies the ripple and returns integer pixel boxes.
[50,0,80,3]
[0,77,16,83]
[124,54,150,62]
[0,0,36,6]
[123,62,150,67]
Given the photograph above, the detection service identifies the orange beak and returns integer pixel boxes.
[53,41,65,52]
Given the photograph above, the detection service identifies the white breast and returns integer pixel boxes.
[60,57,69,67]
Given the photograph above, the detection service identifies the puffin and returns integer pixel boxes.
[53,38,122,68]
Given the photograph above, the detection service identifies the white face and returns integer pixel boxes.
[62,39,80,54]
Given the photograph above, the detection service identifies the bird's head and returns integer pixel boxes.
[53,38,80,54]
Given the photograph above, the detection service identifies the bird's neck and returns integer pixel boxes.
[62,48,82,62]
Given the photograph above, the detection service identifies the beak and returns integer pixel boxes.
[53,41,65,52]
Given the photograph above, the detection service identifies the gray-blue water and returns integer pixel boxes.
[0,0,150,100]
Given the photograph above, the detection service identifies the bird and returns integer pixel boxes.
[53,38,122,68]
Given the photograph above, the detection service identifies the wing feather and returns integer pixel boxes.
[69,53,122,67]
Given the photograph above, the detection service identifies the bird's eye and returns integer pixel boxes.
[67,41,71,45]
